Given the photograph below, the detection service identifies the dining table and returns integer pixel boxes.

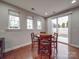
[35,33,55,40]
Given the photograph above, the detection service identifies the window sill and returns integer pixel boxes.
[5,29,21,32]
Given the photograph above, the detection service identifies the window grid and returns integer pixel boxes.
[27,19,33,29]
[37,20,42,30]
[8,14,20,29]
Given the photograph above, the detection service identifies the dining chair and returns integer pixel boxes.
[0,38,5,59]
[38,35,52,59]
[31,33,38,49]
[52,32,58,53]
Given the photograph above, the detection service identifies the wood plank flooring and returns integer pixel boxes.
[3,43,79,59]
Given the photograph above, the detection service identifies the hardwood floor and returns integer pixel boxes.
[4,43,79,59]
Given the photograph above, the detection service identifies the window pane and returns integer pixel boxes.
[27,19,33,29]
[37,21,42,30]
[58,16,68,28]
[8,14,20,29]
[51,19,57,32]
[58,16,68,43]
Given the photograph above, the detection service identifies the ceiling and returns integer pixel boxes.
[2,0,79,17]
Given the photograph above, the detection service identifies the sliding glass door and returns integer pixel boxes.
[58,16,68,43]
[50,15,68,43]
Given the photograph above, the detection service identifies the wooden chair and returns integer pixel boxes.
[0,38,5,59]
[52,32,58,53]
[31,33,38,49]
[38,35,52,59]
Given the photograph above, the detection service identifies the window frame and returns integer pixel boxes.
[37,20,42,30]
[8,10,20,30]
[26,16,33,30]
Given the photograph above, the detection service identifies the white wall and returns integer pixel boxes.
[47,18,52,34]
[70,8,79,47]
[47,8,79,48]
[0,2,45,52]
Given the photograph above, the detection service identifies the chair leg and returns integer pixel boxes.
[49,55,51,59]
[38,48,40,54]
[56,43,58,54]
[32,44,33,49]
[40,53,42,59]
[31,43,34,51]
[0,54,3,59]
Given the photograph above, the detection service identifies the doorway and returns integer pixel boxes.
[58,16,68,43]
[51,16,68,43]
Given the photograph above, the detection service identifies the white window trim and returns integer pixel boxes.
[8,10,20,30]
[26,16,33,30]
[37,20,42,30]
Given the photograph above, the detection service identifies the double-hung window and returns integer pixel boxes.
[37,20,42,30]
[8,11,20,29]
[26,16,33,29]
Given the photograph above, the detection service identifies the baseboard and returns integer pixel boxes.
[58,41,68,45]
[5,42,32,52]
[69,43,79,48]
[58,41,79,48]
[4,42,79,53]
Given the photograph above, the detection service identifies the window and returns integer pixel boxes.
[58,16,68,43]
[58,16,68,28]
[8,11,20,29]
[37,20,42,30]
[51,19,57,32]
[26,17,33,29]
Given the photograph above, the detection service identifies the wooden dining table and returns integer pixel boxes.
[35,33,55,40]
